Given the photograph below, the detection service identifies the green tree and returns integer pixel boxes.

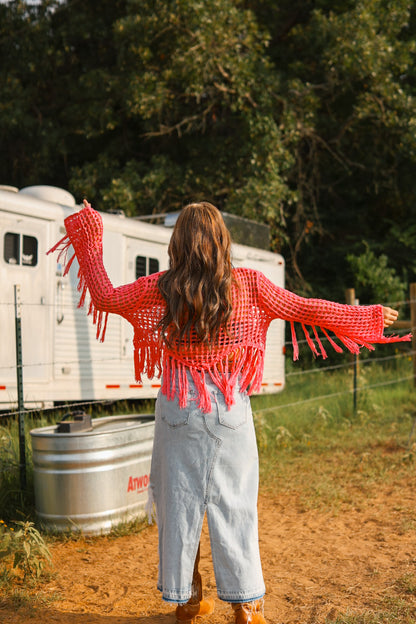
[0,0,127,188]
[0,0,60,186]
[347,243,407,306]
[255,0,416,297]
[71,0,296,225]
[1,0,416,302]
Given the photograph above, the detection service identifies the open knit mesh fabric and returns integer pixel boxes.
[48,202,411,412]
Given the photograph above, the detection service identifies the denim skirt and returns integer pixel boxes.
[149,374,265,604]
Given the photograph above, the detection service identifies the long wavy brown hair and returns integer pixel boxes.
[158,202,234,346]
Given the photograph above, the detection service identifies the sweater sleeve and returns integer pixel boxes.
[256,271,411,359]
[47,202,149,341]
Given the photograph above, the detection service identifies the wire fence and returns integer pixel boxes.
[253,370,414,416]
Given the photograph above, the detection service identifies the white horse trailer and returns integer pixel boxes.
[0,185,285,410]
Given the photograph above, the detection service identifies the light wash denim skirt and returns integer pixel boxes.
[149,374,265,604]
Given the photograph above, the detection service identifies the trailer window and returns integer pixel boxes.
[136,256,146,278]
[135,255,159,279]
[4,233,19,264]
[4,232,38,267]
[22,235,38,266]
[149,258,159,275]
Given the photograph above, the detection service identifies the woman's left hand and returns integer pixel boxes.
[382,306,398,328]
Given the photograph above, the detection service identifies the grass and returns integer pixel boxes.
[324,570,416,623]
[332,593,416,623]
[251,352,416,509]
[0,574,60,615]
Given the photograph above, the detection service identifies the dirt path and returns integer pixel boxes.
[1,477,416,623]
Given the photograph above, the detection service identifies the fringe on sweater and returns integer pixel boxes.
[47,233,109,343]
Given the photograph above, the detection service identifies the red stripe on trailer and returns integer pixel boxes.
[274,383,283,386]
[151,383,161,388]
[129,384,143,388]
[0,385,5,390]
[106,384,120,389]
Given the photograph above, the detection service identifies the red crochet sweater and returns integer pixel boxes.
[48,204,411,412]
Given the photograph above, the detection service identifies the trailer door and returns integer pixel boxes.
[0,213,52,389]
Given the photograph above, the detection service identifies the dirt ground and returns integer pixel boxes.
[1,476,416,624]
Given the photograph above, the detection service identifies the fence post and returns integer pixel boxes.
[345,288,359,414]
[410,283,416,387]
[14,284,26,490]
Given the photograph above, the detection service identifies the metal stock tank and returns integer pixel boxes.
[30,412,155,535]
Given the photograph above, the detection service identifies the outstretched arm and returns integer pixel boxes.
[256,271,409,358]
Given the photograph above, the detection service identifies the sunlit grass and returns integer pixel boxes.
[332,591,416,623]
[252,355,416,509]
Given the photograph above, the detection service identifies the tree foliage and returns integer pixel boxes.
[1,0,416,302]
[347,244,407,306]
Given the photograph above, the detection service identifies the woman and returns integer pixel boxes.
[49,200,406,624]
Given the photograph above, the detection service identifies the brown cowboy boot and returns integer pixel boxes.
[175,544,214,624]
[231,599,267,624]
